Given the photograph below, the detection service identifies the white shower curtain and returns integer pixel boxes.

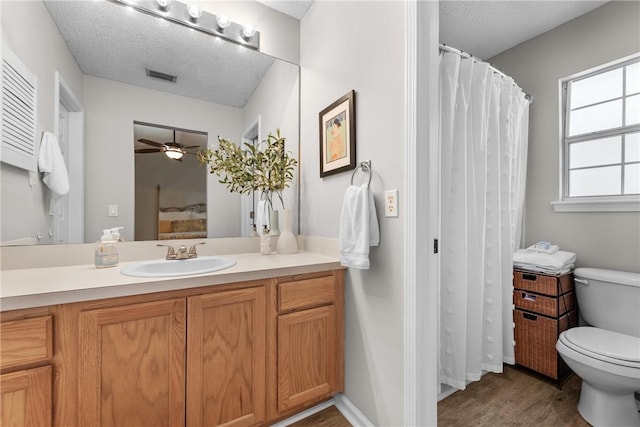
[439,51,530,390]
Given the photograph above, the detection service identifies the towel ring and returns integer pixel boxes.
[350,160,372,187]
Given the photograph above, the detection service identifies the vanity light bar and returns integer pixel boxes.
[110,0,260,51]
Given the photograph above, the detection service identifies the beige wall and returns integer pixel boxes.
[0,0,84,244]
[490,1,640,273]
[300,2,407,425]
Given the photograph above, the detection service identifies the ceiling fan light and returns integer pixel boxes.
[165,147,184,160]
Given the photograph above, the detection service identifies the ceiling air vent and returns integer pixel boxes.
[146,68,177,83]
[1,46,37,172]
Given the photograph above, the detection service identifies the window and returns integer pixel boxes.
[555,55,640,212]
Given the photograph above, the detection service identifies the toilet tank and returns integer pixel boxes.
[574,268,640,338]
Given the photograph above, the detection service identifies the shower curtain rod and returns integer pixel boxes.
[439,44,534,105]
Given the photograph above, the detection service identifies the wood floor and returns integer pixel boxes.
[438,365,590,427]
[289,366,590,426]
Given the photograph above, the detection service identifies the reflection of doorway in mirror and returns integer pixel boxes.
[241,116,261,237]
[55,103,69,244]
[133,122,208,241]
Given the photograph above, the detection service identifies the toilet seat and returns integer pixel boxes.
[559,327,640,369]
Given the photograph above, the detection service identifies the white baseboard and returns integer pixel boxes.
[269,394,373,427]
[333,393,375,427]
[269,400,335,427]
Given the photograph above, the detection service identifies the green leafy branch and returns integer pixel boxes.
[198,129,297,210]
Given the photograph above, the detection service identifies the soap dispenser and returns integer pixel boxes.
[95,228,121,268]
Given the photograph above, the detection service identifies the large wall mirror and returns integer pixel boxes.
[0,0,300,245]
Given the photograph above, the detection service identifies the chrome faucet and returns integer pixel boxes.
[158,242,206,260]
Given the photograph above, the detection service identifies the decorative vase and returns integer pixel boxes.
[270,210,280,236]
[260,228,272,255]
[276,209,298,254]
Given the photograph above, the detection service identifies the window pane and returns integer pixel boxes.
[624,164,640,194]
[571,68,622,109]
[625,94,640,126]
[569,136,621,169]
[569,99,622,136]
[626,62,640,95]
[626,132,640,162]
[569,166,621,197]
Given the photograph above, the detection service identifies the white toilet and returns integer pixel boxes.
[556,268,640,427]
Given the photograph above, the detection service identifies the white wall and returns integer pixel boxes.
[300,2,407,425]
[490,2,640,273]
[83,76,243,243]
[0,0,83,244]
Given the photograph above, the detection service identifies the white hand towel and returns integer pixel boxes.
[38,131,69,197]
[255,200,271,233]
[339,184,379,269]
[526,243,559,255]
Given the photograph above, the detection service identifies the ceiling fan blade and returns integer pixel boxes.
[183,145,200,150]
[135,148,162,153]
[137,138,164,148]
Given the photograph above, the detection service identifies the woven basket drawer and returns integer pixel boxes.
[514,309,576,379]
[514,270,574,296]
[513,290,575,317]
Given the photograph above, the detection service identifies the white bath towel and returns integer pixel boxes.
[38,131,69,197]
[255,200,271,234]
[513,249,576,274]
[339,184,379,269]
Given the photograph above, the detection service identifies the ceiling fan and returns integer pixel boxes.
[135,130,200,161]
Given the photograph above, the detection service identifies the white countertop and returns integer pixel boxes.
[0,252,342,311]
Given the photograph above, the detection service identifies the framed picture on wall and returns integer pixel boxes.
[319,90,356,177]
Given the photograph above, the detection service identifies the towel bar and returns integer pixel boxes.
[350,160,372,187]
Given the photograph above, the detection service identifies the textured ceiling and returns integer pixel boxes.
[257,0,313,19]
[44,0,275,108]
[440,1,610,60]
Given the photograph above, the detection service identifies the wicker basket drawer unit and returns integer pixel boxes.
[513,270,577,381]
[514,309,577,379]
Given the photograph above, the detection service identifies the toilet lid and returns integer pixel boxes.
[563,327,640,364]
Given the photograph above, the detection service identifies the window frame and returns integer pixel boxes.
[553,53,640,212]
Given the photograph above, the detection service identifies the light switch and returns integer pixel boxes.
[385,190,398,218]
[108,204,118,217]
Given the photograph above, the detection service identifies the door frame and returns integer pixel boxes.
[54,72,84,243]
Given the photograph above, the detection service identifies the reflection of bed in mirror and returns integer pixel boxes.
[156,184,207,240]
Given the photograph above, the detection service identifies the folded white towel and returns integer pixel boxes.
[339,184,379,269]
[513,249,576,273]
[38,131,69,197]
[255,200,271,234]
[526,243,559,255]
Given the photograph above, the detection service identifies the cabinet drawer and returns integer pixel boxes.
[278,275,336,312]
[0,316,52,372]
[513,291,575,317]
[514,270,573,296]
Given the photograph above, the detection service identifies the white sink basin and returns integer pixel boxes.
[120,256,236,278]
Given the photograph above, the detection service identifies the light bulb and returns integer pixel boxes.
[155,0,171,11]
[216,13,231,30]
[186,3,203,20]
[242,23,256,39]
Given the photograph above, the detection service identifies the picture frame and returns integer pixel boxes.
[319,90,356,177]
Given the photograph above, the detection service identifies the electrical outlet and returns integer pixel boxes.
[385,190,398,218]
[108,204,118,217]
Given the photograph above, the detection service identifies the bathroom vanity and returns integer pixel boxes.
[0,252,344,427]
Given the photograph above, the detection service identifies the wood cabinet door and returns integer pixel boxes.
[187,287,266,427]
[79,298,186,427]
[277,305,336,413]
[1,365,52,427]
